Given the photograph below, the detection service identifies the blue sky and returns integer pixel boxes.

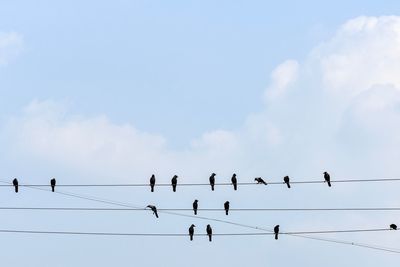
[1,1,400,266]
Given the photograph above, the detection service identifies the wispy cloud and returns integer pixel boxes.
[0,32,23,66]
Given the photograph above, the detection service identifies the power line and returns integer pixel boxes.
[0,206,400,212]
[3,180,399,254]
[1,178,400,188]
[0,228,393,237]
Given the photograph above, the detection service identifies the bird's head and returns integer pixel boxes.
[232,173,236,177]
[194,199,198,202]
[191,224,196,227]
[173,175,178,179]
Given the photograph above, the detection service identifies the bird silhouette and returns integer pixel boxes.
[209,173,216,191]
[390,224,397,230]
[274,225,280,240]
[147,205,159,218]
[206,224,212,242]
[189,224,195,241]
[12,178,18,193]
[283,176,291,188]
[50,178,56,192]
[150,174,156,192]
[254,177,267,185]
[171,175,178,192]
[324,172,331,187]
[224,201,230,215]
[231,173,237,190]
[193,199,198,215]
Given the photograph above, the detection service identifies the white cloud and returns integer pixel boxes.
[265,59,299,100]
[3,15,400,184]
[0,32,23,65]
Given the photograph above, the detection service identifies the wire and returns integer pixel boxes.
[0,207,400,212]
[0,228,393,236]
[1,178,400,187]
[2,180,399,254]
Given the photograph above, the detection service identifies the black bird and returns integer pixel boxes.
[324,172,331,187]
[231,173,237,191]
[147,205,159,218]
[189,224,195,241]
[50,178,56,192]
[209,173,216,191]
[283,176,291,188]
[390,224,397,230]
[206,224,213,242]
[171,175,178,192]
[274,225,280,240]
[12,178,18,193]
[254,177,267,185]
[149,174,156,192]
[193,199,199,215]
[224,201,230,215]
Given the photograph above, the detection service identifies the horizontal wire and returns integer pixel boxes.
[1,178,400,187]
[0,228,393,237]
[0,207,400,212]
[4,180,399,254]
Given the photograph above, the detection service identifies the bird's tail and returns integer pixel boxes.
[327,181,331,187]
[275,234,278,240]
[51,185,55,192]
[173,185,176,192]
[190,235,193,241]
[208,235,212,242]
[194,210,197,215]
[286,183,291,189]
[151,185,154,192]
[211,185,214,191]
[225,210,228,216]
[15,186,18,193]
[155,212,159,218]
[233,184,237,190]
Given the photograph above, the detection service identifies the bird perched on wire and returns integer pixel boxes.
[390,224,397,230]
[324,172,331,187]
[224,201,230,215]
[209,173,216,191]
[193,199,198,215]
[274,225,280,240]
[149,174,156,192]
[206,224,213,242]
[189,224,195,241]
[50,178,56,192]
[283,176,291,188]
[231,173,237,191]
[254,177,267,185]
[147,205,159,218]
[171,175,178,192]
[12,178,18,193]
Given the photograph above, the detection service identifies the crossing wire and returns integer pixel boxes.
[1,180,399,254]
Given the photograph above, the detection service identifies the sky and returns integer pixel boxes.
[1,1,400,266]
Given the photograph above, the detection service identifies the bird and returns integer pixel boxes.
[206,224,213,242]
[274,225,280,240]
[171,175,178,192]
[324,172,331,187]
[231,173,237,190]
[254,177,267,185]
[209,173,216,191]
[283,176,291,188]
[149,174,156,192]
[390,224,397,230]
[189,224,195,241]
[193,199,198,215]
[12,178,18,193]
[50,178,56,192]
[224,201,230,215]
[147,205,159,218]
